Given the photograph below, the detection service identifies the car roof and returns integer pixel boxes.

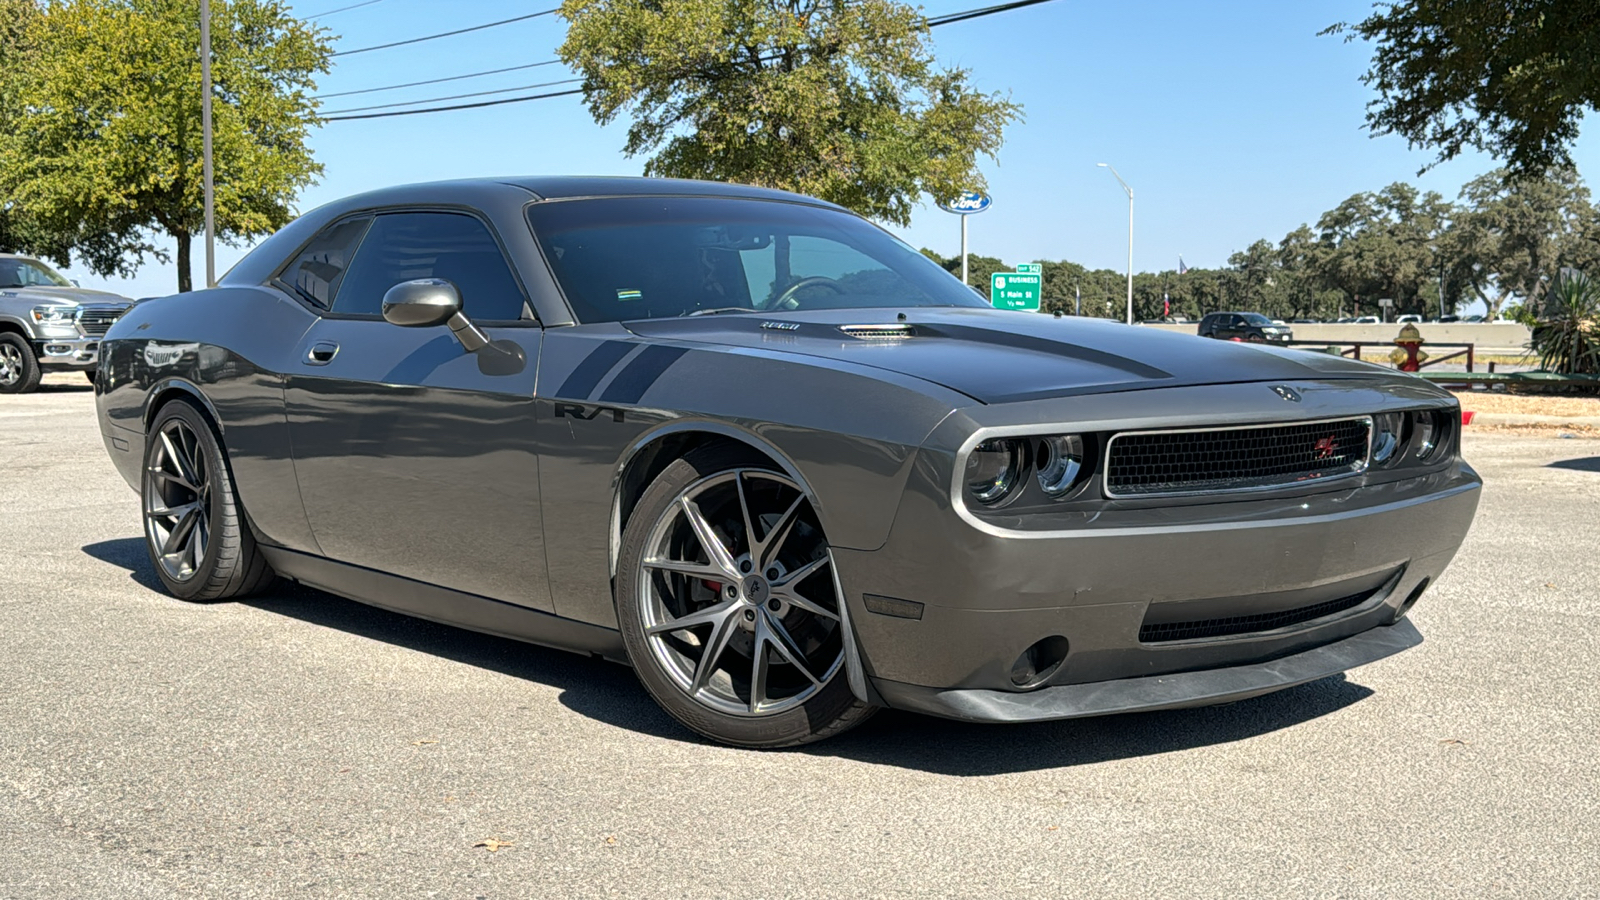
[496,175,847,209]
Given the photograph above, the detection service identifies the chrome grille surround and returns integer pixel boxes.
[75,306,124,337]
[1104,416,1373,499]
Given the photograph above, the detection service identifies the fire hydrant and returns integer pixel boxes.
[1388,322,1429,372]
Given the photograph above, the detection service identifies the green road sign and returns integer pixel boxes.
[991,272,1041,311]
[1015,263,1042,275]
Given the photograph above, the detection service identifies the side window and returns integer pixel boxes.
[333,212,527,321]
[277,217,371,309]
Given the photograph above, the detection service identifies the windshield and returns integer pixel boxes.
[0,257,73,289]
[525,196,987,323]
[1240,313,1274,325]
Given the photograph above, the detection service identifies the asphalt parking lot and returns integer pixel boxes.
[3,376,1597,899]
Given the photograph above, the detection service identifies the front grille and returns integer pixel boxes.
[76,307,123,337]
[1105,417,1371,497]
[1139,590,1373,643]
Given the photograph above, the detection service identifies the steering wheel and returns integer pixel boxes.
[762,276,845,311]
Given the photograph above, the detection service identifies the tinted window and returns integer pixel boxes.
[525,197,987,323]
[1240,313,1273,325]
[0,257,74,288]
[333,212,526,320]
[278,217,371,308]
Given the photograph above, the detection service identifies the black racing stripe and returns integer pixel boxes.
[556,340,634,400]
[598,345,690,405]
[928,323,1172,380]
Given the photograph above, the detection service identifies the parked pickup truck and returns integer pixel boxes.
[0,253,133,394]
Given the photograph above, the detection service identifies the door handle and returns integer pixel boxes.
[306,341,339,365]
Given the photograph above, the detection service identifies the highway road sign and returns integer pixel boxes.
[991,272,1041,311]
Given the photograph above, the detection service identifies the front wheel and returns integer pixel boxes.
[0,333,42,394]
[142,401,276,601]
[615,445,874,747]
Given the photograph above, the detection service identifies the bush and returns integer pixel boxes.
[1529,270,1600,375]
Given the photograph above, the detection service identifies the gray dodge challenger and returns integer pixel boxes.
[95,177,1481,747]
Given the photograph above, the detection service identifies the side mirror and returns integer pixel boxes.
[382,278,460,327]
[381,278,488,352]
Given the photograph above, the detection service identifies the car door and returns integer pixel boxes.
[283,210,552,612]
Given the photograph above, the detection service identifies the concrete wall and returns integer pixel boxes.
[1140,322,1532,353]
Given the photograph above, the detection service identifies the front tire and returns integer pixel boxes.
[616,445,874,748]
[0,333,42,394]
[142,401,276,601]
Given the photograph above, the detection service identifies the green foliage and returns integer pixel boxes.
[557,0,1021,225]
[1528,269,1600,375]
[1331,1,1600,175]
[1312,182,1453,317]
[1447,168,1600,320]
[0,0,330,291]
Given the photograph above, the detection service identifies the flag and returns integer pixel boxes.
[1178,256,1189,275]
[1163,293,1170,317]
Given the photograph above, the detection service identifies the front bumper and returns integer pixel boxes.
[33,334,101,369]
[875,618,1421,722]
[829,379,1480,719]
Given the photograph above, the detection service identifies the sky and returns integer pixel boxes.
[57,0,1600,314]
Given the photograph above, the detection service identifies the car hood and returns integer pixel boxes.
[623,307,1387,404]
[0,285,132,307]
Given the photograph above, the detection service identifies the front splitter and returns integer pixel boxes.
[871,618,1422,723]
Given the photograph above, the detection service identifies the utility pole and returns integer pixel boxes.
[201,0,216,288]
[1098,163,1134,324]
[960,214,968,286]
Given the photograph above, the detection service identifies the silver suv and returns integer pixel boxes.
[0,254,132,393]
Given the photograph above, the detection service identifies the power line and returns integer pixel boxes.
[926,0,1060,27]
[302,0,386,19]
[322,77,583,115]
[322,87,584,121]
[319,0,1061,121]
[316,59,562,99]
[330,8,559,57]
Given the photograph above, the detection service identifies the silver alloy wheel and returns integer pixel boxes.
[144,418,211,582]
[0,343,21,386]
[637,468,844,717]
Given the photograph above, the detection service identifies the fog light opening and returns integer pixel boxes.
[1394,578,1430,623]
[1009,635,1070,689]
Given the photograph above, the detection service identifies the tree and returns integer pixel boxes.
[1313,183,1454,317]
[557,0,1021,225]
[1332,1,1600,174]
[0,0,330,292]
[1447,167,1600,320]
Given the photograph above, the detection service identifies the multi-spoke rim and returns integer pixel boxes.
[0,343,22,386]
[638,468,844,717]
[143,418,211,582]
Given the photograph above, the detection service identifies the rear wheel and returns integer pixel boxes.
[0,333,41,394]
[142,401,276,601]
[616,445,874,747]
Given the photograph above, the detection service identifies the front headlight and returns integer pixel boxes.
[1372,412,1407,466]
[1411,410,1446,461]
[31,305,78,327]
[1035,435,1086,496]
[965,438,1026,505]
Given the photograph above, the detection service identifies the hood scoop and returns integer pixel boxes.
[839,323,916,341]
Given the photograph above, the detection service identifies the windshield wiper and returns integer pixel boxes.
[685,307,754,317]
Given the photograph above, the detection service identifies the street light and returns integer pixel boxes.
[1097,163,1133,324]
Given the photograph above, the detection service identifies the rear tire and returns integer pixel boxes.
[0,333,42,394]
[616,445,874,748]
[142,401,277,601]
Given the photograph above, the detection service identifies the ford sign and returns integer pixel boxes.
[936,191,992,215]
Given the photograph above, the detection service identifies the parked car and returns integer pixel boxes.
[1462,315,1485,323]
[1432,315,1460,323]
[1396,314,1422,324]
[95,177,1481,748]
[1353,315,1380,324]
[1290,318,1320,324]
[0,254,132,393]
[1196,311,1294,342]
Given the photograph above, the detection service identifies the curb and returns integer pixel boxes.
[1462,412,1600,427]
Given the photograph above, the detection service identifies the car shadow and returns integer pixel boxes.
[1548,456,1600,473]
[37,381,94,393]
[82,536,1376,774]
